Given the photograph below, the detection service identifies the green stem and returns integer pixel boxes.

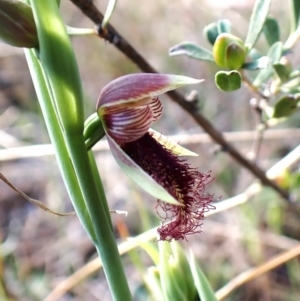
[88,151,113,230]
[65,134,132,301]
[84,113,106,151]
[24,49,96,242]
[30,0,84,134]
[28,0,132,299]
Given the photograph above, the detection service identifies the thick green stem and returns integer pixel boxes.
[27,0,133,299]
[24,49,96,242]
[30,0,84,133]
[88,150,113,230]
[84,112,106,151]
[65,135,132,301]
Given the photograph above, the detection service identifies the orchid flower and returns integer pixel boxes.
[96,73,214,241]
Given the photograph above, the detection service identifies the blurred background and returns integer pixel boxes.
[1,0,300,300]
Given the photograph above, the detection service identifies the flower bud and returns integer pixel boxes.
[213,33,246,70]
[0,0,38,48]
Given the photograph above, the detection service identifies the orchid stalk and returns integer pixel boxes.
[22,0,132,300]
[96,73,215,241]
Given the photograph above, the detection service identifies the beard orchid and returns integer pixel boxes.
[97,73,214,241]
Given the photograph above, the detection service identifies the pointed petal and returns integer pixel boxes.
[97,73,203,109]
[149,129,198,157]
[106,134,181,205]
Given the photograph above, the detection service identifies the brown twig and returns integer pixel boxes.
[0,173,75,216]
[252,126,264,163]
[69,0,291,202]
[215,244,300,300]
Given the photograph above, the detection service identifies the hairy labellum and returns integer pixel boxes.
[121,132,214,241]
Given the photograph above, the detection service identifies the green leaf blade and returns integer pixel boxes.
[169,42,214,61]
[291,0,300,32]
[242,56,270,70]
[203,22,219,45]
[253,41,283,87]
[245,0,272,50]
[189,250,218,301]
[215,70,242,91]
[217,19,231,34]
[263,17,280,46]
[273,95,300,118]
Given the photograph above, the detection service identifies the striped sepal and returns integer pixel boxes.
[149,97,163,122]
[103,105,153,144]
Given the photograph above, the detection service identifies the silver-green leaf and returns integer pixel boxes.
[245,0,272,50]
[169,42,214,61]
[291,0,300,32]
[189,250,218,301]
[253,41,282,87]
[273,94,300,118]
[263,17,280,46]
[242,56,270,70]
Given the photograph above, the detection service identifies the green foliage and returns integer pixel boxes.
[245,0,272,50]
[263,17,280,46]
[159,242,197,301]
[203,22,219,45]
[215,70,242,91]
[242,56,269,70]
[273,57,293,82]
[273,95,300,118]
[217,19,231,34]
[84,113,105,150]
[189,251,218,301]
[24,1,133,301]
[203,19,232,46]
[170,0,285,93]
[290,0,300,31]
[31,0,84,134]
[253,41,283,87]
[169,42,214,61]
[141,242,215,301]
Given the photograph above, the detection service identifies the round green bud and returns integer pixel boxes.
[213,33,247,70]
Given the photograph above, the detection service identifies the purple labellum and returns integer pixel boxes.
[121,132,215,241]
